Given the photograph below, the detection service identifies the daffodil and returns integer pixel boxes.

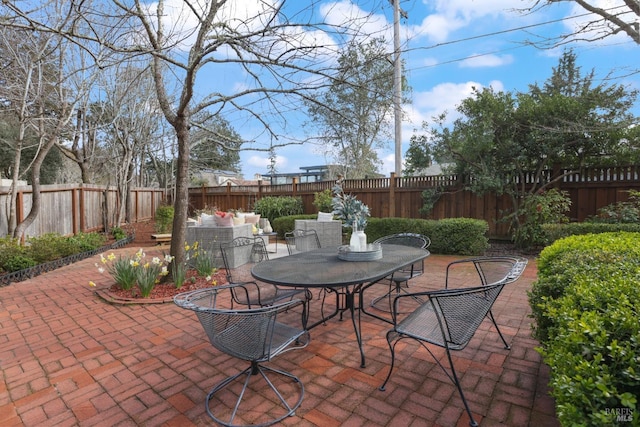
[107,253,116,261]
[98,267,105,274]
[152,257,161,265]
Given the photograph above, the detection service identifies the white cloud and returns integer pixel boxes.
[406,0,522,42]
[459,54,514,68]
[246,153,288,171]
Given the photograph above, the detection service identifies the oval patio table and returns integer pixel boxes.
[252,245,430,367]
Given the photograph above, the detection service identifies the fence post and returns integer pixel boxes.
[292,177,297,197]
[389,172,396,217]
[72,188,79,235]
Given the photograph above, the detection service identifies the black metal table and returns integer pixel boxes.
[251,245,430,367]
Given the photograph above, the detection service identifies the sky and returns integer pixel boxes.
[196,0,640,179]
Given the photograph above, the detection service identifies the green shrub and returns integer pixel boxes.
[70,232,107,252]
[3,254,37,272]
[155,205,174,233]
[512,188,571,249]
[529,232,640,425]
[111,227,127,241]
[542,222,640,245]
[313,189,333,213]
[0,233,105,273]
[253,196,304,223]
[271,214,317,238]
[0,237,28,272]
[587,190,640,224]
[363,217,488,255]
[27,233,78,263]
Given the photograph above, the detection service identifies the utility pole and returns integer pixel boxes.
[391,0,406,176]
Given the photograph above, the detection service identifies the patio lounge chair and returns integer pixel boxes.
[174,286,310,426]
[444,256,528,348]
[379,256,526,427]
[285,229,321,254]
[370,233,431,312]
[220,236,311,309]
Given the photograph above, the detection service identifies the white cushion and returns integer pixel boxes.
[200,213,215,224]
[317,212,334,222]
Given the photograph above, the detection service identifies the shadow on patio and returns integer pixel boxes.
[0,247,558,426]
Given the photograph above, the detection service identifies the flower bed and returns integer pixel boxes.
[96,269,227,304]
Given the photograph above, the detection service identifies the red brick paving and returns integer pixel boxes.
[0,247,559,426]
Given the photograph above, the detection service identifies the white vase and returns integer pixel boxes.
[357,230,367,250]
[349,224,361,251]
[263,219,273,233]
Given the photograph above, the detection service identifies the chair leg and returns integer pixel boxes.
[443,348,479,427]
[379,331,399,391]
[380,335,479,427]
[206,361,304,427]
[487,309,511,349]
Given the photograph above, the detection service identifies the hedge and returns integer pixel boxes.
[529,232,640,426]
[542,222,640,245]
[272,215,489,256]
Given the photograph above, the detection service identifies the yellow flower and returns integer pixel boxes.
[107,253,116,261]
[143,262,150,269]
[184,244,191,251]
[89,281,96,287]
[100,254,107,264]
[193,241,199,250]
[131,260,140,267]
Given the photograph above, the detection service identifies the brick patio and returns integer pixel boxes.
[0,246,559,426]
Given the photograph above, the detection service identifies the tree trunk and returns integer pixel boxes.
[13,137,56,240]
[169,118,190,268]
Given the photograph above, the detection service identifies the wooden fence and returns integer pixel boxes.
[188,165,640,239]
[0,184,166,238]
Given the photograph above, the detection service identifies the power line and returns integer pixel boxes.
[404,5,632,54]
[402,6,637,74]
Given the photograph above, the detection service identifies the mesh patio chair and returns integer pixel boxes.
[174,286,310,427]
[444,256,528,349]
[370,233,431,311]
[285,228,340,324]
[220,236,311,309]
[379,282,508,427]
[285,229,321,255]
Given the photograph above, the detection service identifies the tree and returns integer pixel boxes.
[525,0,640,45]
[417,50,638,235]
[305,37,398,179]
[190,113,241,174]
[0,23,89,238]
[0,0,382,267]
[404,133,433,176]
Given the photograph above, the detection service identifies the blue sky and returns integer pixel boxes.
[198,0,640,179]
